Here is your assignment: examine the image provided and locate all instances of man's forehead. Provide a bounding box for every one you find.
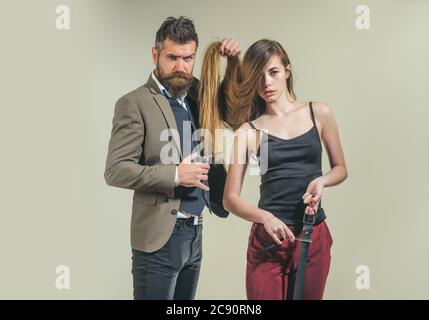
[161,39,197,56]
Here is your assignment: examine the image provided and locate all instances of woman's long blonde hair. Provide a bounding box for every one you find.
[199,39,296,154]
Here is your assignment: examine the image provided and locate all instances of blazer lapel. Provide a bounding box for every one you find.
[145,76,182,159]
[144,75,201,161]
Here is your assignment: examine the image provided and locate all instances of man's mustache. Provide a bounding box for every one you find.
[164,72,193,81]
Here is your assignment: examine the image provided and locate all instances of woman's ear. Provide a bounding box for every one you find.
[285,64,292,79]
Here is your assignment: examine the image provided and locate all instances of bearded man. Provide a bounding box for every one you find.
[104,16,240,300]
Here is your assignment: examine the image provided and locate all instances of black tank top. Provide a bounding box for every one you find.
[249,102,326,225]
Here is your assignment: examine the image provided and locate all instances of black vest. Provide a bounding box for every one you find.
[164,94,210,216]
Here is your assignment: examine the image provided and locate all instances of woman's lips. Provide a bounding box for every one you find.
[264,90,275,96]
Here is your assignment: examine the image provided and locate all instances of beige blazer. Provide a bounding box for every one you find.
[105,75,228,253]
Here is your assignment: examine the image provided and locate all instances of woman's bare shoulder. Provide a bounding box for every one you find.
[233,121,260,143]
[311,101,335,123]
[312,101,333,115]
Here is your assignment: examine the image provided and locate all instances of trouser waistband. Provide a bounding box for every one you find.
[176,216,203,226]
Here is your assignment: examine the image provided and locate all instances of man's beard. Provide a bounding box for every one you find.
[156,64,194,98]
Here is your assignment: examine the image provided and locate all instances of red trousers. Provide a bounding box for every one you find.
[246,220,333,300]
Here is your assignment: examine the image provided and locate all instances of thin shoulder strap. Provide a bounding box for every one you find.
[248,121,260,130]
[309,102,316,126]
[247,121,262,161]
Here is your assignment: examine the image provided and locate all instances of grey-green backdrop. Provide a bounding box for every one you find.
[1,0,428,299]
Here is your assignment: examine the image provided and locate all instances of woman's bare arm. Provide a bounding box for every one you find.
[222,123,273,224]
[303,102,348,210]
[317,102,348,186]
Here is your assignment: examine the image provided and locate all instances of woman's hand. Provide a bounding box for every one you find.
[303,176,326,212]
[263,215,295,245]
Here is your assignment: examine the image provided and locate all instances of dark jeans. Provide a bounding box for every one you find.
[131,219,203,300]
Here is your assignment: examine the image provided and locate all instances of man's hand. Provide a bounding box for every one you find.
[219,37,241,57]
[177,153,210,191]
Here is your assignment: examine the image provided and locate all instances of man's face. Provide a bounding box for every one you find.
[152,38,197,98]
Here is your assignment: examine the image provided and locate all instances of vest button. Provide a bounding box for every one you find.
[171,209,178,215]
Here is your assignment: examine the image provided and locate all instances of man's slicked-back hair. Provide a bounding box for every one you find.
[155,16,199,51]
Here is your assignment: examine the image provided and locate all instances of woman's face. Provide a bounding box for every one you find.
[257,54,290,103]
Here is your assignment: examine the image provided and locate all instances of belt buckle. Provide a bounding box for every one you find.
[302,212,316,225]
[180,211,202,225]
[295,213,315,243]
[181,212,195,225]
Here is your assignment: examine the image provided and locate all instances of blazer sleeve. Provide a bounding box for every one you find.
[104,95,176,198]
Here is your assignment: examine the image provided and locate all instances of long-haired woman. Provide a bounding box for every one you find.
[199,39,348,300]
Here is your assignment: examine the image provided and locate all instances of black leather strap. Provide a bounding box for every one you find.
[292,213,316,300]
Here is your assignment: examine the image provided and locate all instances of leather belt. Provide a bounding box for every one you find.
[256,212,316,300]
[292,212,316,300]
[176,215,203,225]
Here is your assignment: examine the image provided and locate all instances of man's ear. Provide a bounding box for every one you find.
[151,47,158,65]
